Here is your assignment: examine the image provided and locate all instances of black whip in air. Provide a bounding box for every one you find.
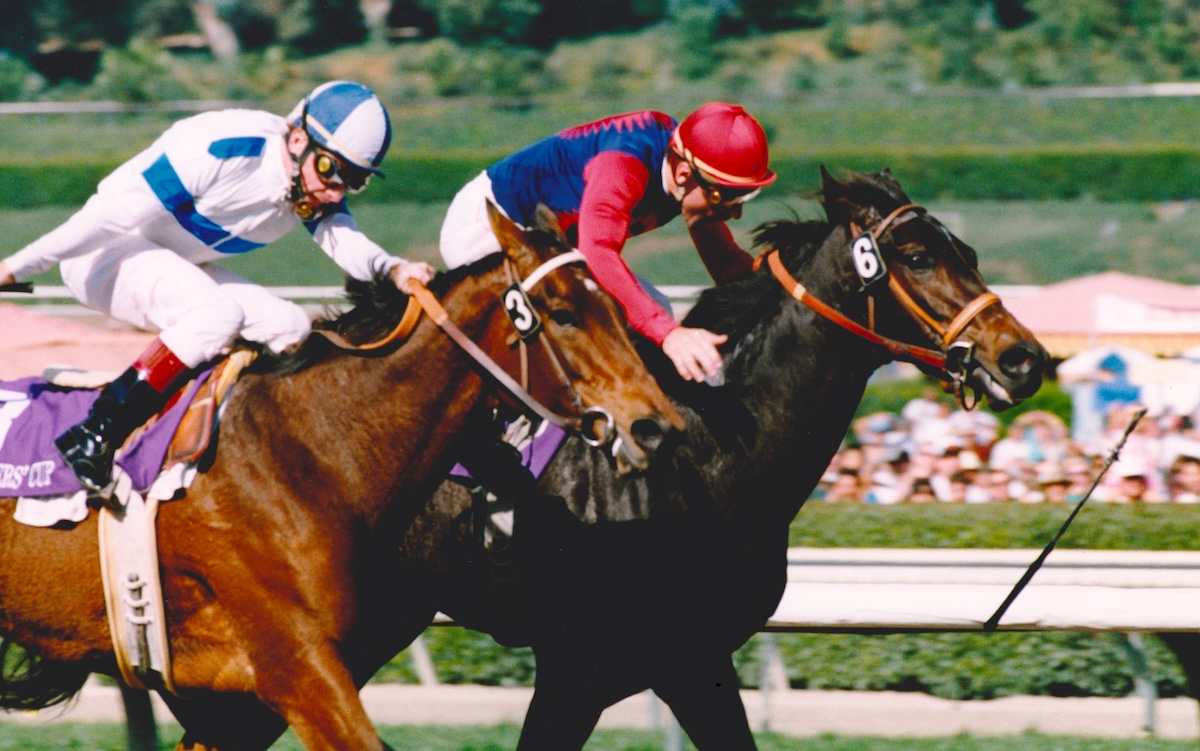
[983,405,1148,631]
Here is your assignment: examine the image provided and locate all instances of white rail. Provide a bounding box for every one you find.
[771,548,1200,633]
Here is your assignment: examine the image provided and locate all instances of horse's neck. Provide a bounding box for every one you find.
[690,233,884,530]
[721,300,878,524]
[247,282,505,530]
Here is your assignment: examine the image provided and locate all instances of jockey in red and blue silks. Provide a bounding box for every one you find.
[440,103,776,384]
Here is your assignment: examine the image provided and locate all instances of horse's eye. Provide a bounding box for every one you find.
[548,308,580,328]
[903,249,935,271]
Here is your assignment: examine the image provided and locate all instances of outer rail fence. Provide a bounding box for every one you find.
[774,548,1200,741]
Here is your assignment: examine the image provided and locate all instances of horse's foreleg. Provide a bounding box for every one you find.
[517,684,606,751]
[652,653,757,751]
[161,691,287,751]
[252,646,385,751]
[516,654,629,751]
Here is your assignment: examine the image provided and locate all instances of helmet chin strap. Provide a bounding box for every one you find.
[289,137,318,220]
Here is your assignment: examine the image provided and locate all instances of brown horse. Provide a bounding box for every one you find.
[366,168,1048,749]
[0,203,680,751]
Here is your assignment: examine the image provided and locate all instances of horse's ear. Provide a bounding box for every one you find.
[487,199,526,251]
[533,203,566,241]
[487,199,541,271]
[820,165,852,225]
[821,165,880,229]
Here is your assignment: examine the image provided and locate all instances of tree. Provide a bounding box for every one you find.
[736,0,825,31]
[418,0,541,46]
[223,0,366,53]
[532,0,665,43]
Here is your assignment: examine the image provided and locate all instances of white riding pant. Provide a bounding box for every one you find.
[60,240,310,368]
[440,171,507,270]
[438,170,673,315]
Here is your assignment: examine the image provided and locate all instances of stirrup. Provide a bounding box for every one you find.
[55,425,118,501]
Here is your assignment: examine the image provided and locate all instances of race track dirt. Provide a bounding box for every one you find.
[1,303,155,382]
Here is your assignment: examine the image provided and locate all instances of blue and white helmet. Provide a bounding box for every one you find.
[290,81,392,176]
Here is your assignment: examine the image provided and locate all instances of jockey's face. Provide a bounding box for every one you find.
[287,129,347,207]
[672,156,750,226]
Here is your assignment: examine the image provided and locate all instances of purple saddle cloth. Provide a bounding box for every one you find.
[0,371,211,497]
[449,420,567,484]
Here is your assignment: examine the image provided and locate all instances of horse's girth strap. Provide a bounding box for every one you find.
[316,294,423,351]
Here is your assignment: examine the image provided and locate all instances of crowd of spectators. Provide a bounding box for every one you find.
[815,385,1200,505]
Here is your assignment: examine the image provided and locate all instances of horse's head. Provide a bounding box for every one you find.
[481,201,684,472]
[804,166,1046,409]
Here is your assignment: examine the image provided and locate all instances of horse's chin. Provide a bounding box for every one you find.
[611,436,651,476]
[970,367,1018,411]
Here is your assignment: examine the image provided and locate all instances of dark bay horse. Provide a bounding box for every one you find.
[375,167,1049,749]
[0,203,680,751]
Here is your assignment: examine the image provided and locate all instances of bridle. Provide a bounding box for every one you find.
[315,251,615,446]
[754,202,1001,408]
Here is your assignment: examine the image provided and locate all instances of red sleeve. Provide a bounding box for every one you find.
[688,220,755,283]
[578,150,679,345]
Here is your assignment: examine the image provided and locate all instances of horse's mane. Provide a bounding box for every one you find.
[683,169,911,339]
[251,252,509,376]
[682,213,826,339]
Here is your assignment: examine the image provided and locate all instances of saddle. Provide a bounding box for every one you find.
[47,350,255,695]
[136,349,255,469]
[40,349,256,501]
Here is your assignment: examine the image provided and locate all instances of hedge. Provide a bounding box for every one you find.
[12,145,1200,209]
[787,501,1200,550]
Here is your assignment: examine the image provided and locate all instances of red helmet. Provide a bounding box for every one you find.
[672,102,776,189]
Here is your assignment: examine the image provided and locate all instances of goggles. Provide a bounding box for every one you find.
[678,149,760,206]
[693,170,760,206]
[314,150,370,194]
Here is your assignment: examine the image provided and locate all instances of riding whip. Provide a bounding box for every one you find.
[982,405,1148,631]
[0,282,33,293]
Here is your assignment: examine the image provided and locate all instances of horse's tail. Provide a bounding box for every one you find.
[0,638,89,710]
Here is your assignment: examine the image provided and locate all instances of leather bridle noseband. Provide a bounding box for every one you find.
[755,202,1001,408]
[316,251,614,444]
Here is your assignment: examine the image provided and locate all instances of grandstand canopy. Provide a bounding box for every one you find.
[997,271,1200,358]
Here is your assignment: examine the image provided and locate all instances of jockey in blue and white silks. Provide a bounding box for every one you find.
[0,81,435,498]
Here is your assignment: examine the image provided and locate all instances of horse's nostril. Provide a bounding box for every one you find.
[631,416,666,455]
[999,344,1044,378]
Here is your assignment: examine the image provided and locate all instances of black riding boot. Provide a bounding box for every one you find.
[55,338,189,495]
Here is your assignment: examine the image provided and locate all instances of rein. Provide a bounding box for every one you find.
[407,279,581,430]
[316,252,599,433]
[755,202,1001,405]
[314,294,423,351]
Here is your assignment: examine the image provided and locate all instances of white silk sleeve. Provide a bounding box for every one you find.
[310,212,401,281]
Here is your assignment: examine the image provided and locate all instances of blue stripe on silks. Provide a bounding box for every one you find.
[208,137,266,159]
[211,235,264,254]
[142,154,262,254]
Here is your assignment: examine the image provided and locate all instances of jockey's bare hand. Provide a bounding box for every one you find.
[662,326,727,383]
[390,260,436,293]
[0,261,15,288]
